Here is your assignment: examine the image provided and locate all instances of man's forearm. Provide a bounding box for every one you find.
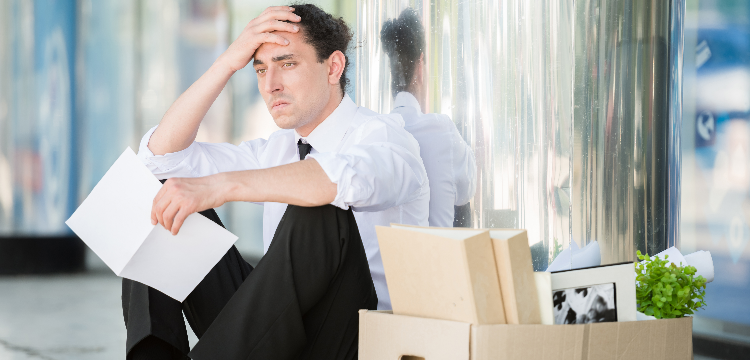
[148,61,235,156]
[219,159,337,207]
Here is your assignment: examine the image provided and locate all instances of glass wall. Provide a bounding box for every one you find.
[572,1,679,264]
[0,0,77,236]
[681,0,750,342]
[0,0,355,261]
[357,0,680,270]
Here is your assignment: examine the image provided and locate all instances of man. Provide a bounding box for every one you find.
[123,4,429,360]
[381,8,476,227]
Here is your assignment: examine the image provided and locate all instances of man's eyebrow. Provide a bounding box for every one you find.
[272,54,295,62]
[253,54,295,66]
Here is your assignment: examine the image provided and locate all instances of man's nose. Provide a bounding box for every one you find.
[263,67,283,94]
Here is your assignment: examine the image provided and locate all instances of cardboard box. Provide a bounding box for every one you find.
[376,226,506,324]
[358,310,693,360]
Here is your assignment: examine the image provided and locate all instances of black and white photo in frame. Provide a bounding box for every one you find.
[550,262,636,323]
[552,283,617,324]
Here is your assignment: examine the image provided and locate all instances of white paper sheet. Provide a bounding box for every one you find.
[654,246,688,267]
[656,247,714,283]
[684,250,714,283]
[546,241,602,272]
[66,148,238,301]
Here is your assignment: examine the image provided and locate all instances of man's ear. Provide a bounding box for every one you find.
[327,50,346,88]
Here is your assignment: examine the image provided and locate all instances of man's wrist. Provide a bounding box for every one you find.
[211,55,238,78]
[215,171,251,204]
[214,172,233,204]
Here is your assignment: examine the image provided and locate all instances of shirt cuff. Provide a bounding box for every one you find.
[137,125,196,174]
[307,152,358,210]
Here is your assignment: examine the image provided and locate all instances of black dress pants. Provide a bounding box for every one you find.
[121,204,377,360]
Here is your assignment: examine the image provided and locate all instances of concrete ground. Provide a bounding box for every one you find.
[0,252,199,360]
[0,271,127,359]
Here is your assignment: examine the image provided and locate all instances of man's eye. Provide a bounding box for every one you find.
[256,68,266,74]
[283,63,294,68]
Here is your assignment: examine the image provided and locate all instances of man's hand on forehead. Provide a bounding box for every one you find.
[218,6,301,73]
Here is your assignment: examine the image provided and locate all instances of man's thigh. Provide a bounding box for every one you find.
[188,205,376,360]
[181,208,253,338]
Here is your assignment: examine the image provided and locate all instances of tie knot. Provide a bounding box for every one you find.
[297,139,312,161]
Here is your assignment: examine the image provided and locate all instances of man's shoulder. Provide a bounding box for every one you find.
[347,106,422,155]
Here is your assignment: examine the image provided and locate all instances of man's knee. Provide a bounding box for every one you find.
[280,205,353,243]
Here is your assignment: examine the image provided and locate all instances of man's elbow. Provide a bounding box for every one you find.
[315,184,337,206]
[298,179,337,207]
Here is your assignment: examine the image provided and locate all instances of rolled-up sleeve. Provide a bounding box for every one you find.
[137,126,266,179]
[308,117,429,212]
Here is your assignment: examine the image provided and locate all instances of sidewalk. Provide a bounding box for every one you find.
[0,253,200,360]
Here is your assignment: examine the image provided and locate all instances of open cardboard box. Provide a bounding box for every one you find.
[359,310,693,360]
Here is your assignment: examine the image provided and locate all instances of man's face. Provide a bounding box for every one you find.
[252,29,331,130]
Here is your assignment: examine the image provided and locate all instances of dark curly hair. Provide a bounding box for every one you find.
[380,8,425,97]
[288,4,352,95]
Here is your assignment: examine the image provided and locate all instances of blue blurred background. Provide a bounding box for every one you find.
[680,0,750,349]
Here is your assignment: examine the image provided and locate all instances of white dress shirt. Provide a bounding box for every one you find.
[137,94,429,310]
[391,92,476,227]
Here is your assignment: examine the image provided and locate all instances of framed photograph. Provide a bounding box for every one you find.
[550,262,636,324]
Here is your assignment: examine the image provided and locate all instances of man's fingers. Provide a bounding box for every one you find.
[171,210,189,236]
[153,196,171,229]
[252,19,300,35]
[252,9,301,27]
[257,32,291,47]
[162,202,181,233]
[151,184,168,225]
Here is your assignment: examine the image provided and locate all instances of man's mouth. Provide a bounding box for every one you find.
[270,100,290,112]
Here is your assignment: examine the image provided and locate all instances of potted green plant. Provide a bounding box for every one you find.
[634,250,707,319]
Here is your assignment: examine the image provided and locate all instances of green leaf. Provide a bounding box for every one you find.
[634,251,709,319]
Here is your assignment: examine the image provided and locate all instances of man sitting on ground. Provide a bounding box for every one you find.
[122,4,429,360]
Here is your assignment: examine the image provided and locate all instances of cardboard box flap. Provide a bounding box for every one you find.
[376,226,506,324]
[489,229,541,324]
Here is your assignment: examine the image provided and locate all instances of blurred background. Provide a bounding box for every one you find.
[0,0,749,359]
[682,1,750,356]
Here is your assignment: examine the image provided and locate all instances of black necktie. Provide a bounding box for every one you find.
[298,139,312,161]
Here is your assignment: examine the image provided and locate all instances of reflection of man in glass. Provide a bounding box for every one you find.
[123,5,429,359]
[381,8,476,227]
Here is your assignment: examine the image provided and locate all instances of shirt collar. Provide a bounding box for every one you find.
[294,94,357,153]
[393,91,423,116]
